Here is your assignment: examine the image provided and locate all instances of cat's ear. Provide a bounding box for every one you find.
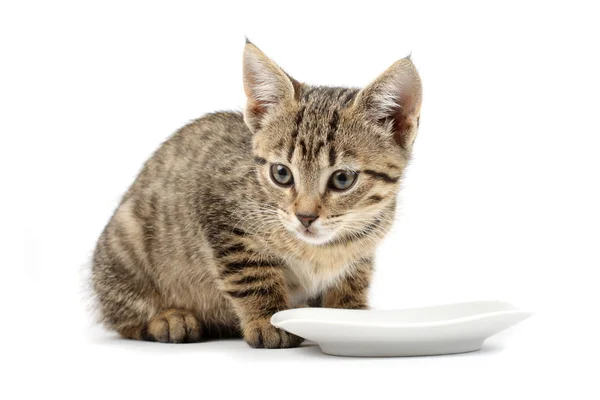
[354,57,422,150]
[243,40,298,132]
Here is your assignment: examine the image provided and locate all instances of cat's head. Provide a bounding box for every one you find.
[244,41,422,246]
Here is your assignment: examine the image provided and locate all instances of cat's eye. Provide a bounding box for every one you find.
[270,164,294,187]
[329,170,358,191]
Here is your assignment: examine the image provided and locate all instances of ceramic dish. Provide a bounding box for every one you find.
[271,301,531,357]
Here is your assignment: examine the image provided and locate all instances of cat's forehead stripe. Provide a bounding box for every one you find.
[326,110,338,143]
[314,140,325,158]
[295,106,305,126]
[328,146,336,166]
[287,106,305,163]
[286,87,360,165]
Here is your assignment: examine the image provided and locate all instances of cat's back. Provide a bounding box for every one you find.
[131,111,253,194]
[180,110,250,157]
[159,110,251,172]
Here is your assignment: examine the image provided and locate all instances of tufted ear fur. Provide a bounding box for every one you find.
[242,40,298,132]
[354,57,422,150]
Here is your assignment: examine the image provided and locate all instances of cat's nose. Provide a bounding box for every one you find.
[296,213,318,228]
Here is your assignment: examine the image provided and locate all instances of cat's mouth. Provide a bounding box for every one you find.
[300,227,317,237]
[294,226,336,245]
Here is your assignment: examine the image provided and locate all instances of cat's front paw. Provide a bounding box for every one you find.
[243,319,303,349]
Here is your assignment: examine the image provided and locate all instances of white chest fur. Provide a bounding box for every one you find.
[284,258,349,307]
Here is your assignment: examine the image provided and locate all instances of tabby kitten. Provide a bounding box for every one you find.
[92,41,422,348]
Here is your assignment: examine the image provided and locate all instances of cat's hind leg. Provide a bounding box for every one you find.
[92,249,203,342]
[92,200,204,343]
[93,256,203,342]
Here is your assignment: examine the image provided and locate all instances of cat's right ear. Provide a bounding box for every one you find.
[243,41,297,132]
[354,57,422,151]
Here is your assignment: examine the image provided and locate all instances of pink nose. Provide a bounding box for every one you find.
[296,213,318,228]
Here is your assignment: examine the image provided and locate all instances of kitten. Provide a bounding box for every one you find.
[91,40,422,348]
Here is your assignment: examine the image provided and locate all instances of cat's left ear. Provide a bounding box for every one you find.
[354,57,422,150]
[243,41,299,132]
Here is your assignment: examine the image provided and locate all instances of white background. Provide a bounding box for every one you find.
[1,1,599,399]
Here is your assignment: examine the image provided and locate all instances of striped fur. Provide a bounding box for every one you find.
[91,41,422,348]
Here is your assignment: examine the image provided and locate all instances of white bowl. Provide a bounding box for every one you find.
[271,301,532,357]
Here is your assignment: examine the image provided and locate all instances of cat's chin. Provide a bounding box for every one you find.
[294,229,336,246]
